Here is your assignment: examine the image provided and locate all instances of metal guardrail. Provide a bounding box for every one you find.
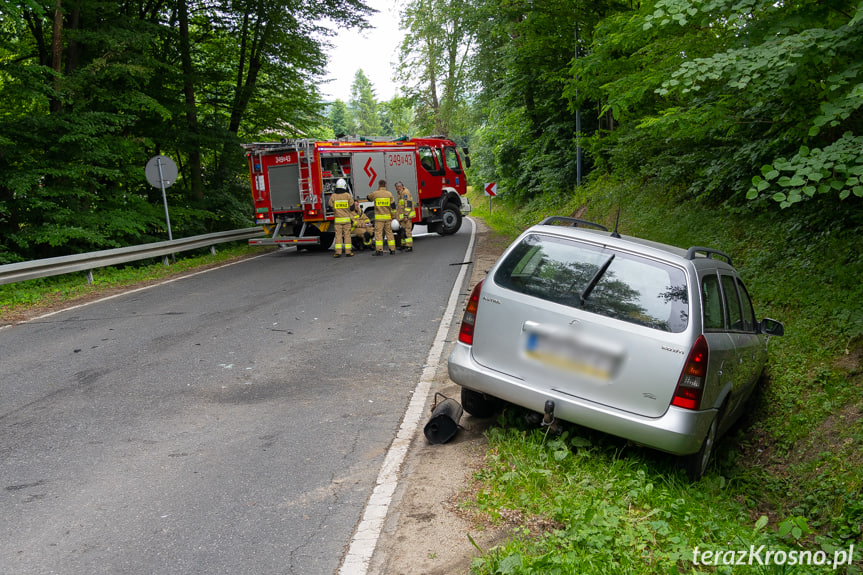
[0,227,265,286]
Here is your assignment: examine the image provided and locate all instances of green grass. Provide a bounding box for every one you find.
[0,242,267,321]
[466,416,854,574]
[462,181,862,574]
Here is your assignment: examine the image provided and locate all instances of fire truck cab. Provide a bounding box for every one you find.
[242,136,471,249]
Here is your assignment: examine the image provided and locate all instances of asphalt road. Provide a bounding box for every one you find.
[0,224,474,575]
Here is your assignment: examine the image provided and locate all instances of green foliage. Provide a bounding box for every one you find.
[748,134,863,207]
[467,423,857,574]
[571,0,863,209]
[0,0,372,263]
[349,69,382,136]
[328,99,355,136]
[397,0,474,138]
[379,96,417,138]
[466,0,623,202]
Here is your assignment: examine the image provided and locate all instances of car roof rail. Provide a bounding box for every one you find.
[686,246,733,266]
[538,216,609,231]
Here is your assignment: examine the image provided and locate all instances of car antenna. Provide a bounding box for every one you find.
[610,194,622,238]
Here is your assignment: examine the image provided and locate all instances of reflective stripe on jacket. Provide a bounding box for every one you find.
[328,192,354,224]
[367,188,395,220]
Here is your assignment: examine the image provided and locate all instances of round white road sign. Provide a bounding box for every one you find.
[145,155,178,188]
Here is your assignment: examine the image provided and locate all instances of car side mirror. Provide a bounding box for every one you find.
[759,318,785,337]
[462,147,471,168]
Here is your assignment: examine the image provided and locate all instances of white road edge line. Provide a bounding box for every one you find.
[0,252,273,330]
[339,217,477,575]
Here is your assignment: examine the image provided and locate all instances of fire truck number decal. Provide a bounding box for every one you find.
[363,158,378,187]
[274,154,294,164]
[387,153,413,167]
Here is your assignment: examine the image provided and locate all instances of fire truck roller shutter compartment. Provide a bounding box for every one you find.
[383,150,419,206]
[267,163,302,212]
[351,152,386,198]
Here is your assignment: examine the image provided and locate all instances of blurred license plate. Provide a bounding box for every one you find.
[525,331,619,380]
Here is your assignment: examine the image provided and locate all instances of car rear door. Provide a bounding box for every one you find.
[700,271,737,410]
[720,273,766,407]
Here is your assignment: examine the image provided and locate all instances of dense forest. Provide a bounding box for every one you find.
[0,0,372,262]
[1,0,859,264]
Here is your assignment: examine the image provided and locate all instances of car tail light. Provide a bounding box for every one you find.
[671,335,709,410]
[458,280,483,345]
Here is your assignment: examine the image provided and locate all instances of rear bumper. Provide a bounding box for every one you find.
[447,342,715,455]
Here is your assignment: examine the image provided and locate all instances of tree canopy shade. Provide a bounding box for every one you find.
[568,0,863,208]
[424,0,861,215]
[0,0,373,263]
[461,0,620,202]
[3,0,860,264]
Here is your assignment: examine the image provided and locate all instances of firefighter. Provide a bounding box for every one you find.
[327,178,354,257]
[367,179,396,255]
[394,181,415,252]
[350,203,373,251]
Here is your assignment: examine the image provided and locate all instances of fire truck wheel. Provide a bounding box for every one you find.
[305,228,334,252]
[293,223,333,252]
[317,232,335,252]
[438,202,462,235]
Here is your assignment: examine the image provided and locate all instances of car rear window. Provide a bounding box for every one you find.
[494,233,690,332]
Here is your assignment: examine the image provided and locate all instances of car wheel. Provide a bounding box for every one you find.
[683,415,718,481]
[437,202,462,235]
[460,387,499,418]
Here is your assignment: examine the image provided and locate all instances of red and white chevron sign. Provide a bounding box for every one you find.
[484,182,497,197]
[364,157,377,187]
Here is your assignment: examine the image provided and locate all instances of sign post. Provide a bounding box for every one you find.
[145,155,178,242]
[145,155,178,262]
[484,182,497,212]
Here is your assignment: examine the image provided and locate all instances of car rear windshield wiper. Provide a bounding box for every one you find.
[580,254,615,307]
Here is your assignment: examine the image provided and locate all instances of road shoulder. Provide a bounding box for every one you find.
[368,218,515,575]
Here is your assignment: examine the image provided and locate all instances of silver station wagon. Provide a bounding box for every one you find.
[448,216,784,479]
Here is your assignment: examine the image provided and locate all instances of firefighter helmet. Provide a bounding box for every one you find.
[391,219,400,232]
[336,178,347,190]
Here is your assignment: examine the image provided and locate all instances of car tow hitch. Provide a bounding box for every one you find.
[542,400,556,427]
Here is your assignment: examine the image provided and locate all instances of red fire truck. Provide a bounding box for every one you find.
[242,136,471,249]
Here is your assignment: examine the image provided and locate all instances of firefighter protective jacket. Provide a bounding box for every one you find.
[351,210,372,235]
[396,187,416,221]
[367,187,395,221]
[327,191,355,224]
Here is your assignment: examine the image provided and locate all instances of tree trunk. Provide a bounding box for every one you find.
[177,0,203,199]
[65,1,80,76]
[50,0,63,114]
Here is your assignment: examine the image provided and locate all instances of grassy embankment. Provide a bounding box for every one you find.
[0,243,266,322]
[461,180,862,574]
